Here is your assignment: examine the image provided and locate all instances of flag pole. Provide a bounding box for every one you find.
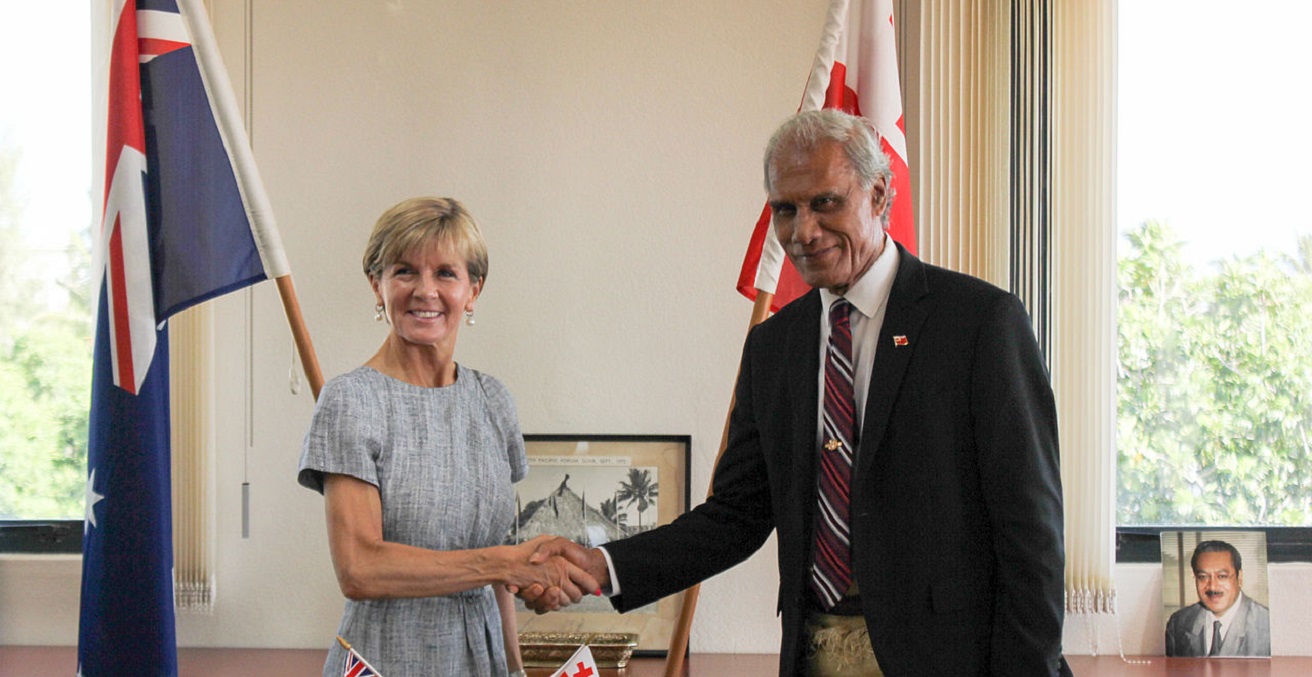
[662,291,774,676]
[173,0,321,399]
[274,275,325,400]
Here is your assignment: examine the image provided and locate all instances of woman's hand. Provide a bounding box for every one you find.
[502,535,603,612]
[505,535,610,614]
[324,476,590,601]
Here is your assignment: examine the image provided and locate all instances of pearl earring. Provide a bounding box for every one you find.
[464,310,476,326]
[374,303,384,322]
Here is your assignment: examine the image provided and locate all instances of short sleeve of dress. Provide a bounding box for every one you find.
[475,372,528,484]
[297,371,384,494]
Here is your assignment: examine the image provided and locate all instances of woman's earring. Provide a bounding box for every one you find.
[464,310,476,326]
[374,303,385,322]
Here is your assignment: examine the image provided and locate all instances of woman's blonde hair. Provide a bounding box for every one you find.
[361,197,489,284]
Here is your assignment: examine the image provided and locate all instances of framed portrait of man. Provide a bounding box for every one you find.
[1160,530,1271,658]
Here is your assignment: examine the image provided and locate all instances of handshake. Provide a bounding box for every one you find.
[503,535,611,613]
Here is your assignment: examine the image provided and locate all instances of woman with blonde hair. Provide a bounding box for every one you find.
[298,197,595,676]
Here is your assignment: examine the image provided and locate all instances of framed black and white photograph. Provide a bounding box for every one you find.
[509,434,691,658]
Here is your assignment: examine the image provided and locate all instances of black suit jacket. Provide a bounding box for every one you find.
[606,245,1068,675]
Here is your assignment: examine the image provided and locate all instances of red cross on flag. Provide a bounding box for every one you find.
[548,644,599,677]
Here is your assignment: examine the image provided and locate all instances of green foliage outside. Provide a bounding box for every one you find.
[1118,220,1312,525]
[0,141,93,520]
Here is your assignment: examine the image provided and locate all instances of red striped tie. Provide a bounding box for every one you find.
[811,298,856,610]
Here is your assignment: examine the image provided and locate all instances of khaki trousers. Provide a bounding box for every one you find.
[804,612,883,676]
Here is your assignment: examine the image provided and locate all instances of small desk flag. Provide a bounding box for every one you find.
[549,644,600,677]
[338,636,383,677]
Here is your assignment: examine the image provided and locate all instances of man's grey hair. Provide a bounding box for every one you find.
[762,109,893,194]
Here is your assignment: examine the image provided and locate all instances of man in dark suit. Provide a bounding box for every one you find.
[520,109,1069,675]
[1165,540,1271,657]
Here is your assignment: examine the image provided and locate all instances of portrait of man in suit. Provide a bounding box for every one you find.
[1164,538,1271,657]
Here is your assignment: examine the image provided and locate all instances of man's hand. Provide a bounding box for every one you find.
[510,536,610,614]
[502,535,603,613]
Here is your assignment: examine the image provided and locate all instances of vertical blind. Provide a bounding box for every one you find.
[901,0,1118,617]
[907,0,1011,289]
[1051,0,1117,615]
[170,305,216,612]
[1009,0,1051,363]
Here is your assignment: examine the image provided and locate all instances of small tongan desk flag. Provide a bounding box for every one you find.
[549,644,600,677]
[736,0,917,312]
[78,0,289,675]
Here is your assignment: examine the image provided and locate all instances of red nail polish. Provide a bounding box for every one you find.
[595,588,602,596]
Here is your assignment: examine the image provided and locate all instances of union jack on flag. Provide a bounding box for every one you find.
[342,646,383,677]
[97,0,289,395]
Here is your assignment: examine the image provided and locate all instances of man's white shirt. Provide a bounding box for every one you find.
[1205,591,1248,655]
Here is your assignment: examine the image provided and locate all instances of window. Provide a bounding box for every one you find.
[0,3,93,552]
[1116,1,1312,559]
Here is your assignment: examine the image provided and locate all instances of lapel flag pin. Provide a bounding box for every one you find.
[893,335,909,347]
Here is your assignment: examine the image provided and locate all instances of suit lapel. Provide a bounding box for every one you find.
[1188,605,1210,655]
[776,293,821,668]
[786,292,823,517]
[1227,595,1252,652]
[854,245,931,487]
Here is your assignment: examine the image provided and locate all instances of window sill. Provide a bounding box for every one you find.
[1117,526,1312,563]
[0,520,84,555]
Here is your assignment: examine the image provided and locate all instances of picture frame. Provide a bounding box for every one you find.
[1160,530,1272,658]
[509,434,692,658]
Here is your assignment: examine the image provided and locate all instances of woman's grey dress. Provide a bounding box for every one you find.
[298,365,527,677]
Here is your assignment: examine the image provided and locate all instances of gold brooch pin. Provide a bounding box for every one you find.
[824,439,843,451]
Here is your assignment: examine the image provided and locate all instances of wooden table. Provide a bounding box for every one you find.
[539,654,1312,676]
[3,647,1311,676]
[1065,655,1312,677]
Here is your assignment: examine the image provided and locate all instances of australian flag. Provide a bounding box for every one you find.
[78,0,288,674]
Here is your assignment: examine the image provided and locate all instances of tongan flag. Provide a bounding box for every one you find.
[79,0,289,674]
[548,644,600,677]
[736,0,916,311]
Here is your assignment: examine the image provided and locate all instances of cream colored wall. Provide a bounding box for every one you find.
[3,0,1312,658]
[1,0,817,653]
